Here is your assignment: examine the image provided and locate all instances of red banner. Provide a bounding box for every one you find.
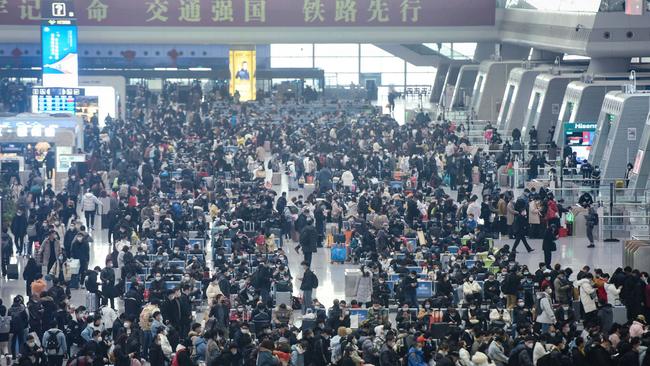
[0,0,496,27]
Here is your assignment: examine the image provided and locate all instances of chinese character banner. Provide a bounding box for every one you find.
[1,0,495,27]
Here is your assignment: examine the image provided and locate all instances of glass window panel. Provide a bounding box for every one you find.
[270,44,313,58]
[315,56,359,73]
[407,72,436,86]
[452,43,477,59]
[381,73,405,86]
[406,63,436,73]
[360,44,394,57]
[361,57,404,73]
[271,57,313,68]
[324,72,359,86]
[314,44,359,57]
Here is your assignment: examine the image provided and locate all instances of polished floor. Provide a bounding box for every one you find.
[0,177,624,312]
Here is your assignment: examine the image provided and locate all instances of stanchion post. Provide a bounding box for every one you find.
[604,182,619,242]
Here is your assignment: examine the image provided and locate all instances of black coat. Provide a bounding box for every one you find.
[11,214,27,237]
[586,344,613,366]
[299,225,319,253]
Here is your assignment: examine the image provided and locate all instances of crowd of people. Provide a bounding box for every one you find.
[0,80,649,366]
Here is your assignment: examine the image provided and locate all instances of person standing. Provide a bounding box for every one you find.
[299,261,319,314]
[542,225,558,268]
[71,230,91,286]
[81,189,102,231]
[298,219,318,267]
[42,321,67,366]
[1,228,13,278]
[585,204,597,248]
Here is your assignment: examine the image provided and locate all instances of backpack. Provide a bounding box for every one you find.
[46,330,61,355]
[535,296,543,317]
[27,224,37,238]
[536,352,555,366]
[0,316,10,333]
[507,346,524,366]
[311,271,319,289]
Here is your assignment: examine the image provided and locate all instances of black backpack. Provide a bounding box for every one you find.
[46,330,61,355]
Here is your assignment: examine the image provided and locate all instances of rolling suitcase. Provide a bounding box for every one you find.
[6,264,18,280]
[330,244,347,263]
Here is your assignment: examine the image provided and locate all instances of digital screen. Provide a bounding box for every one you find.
[41,22,79,87]
[229,50,256,102]
[37,95,76,113]
[565,123,596,163]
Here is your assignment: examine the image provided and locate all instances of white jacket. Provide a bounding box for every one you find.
[341,171,354,187]
[489,308,512,325]
[535,293,556,324]
[100,306,118,329]
[463,281,481,295]
[605,283,621,305]
[575,278,597,313]
[81,192,101,212]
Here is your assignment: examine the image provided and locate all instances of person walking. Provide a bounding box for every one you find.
[299,261,319,314]
[39,230,61,274]
[10,209,27,256]
[542,225,558,268]
[512,206,533,254]
[81,189,102,231]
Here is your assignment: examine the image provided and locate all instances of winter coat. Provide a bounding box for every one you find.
[81,192,101,212]
[528,201,541,225]
[575,278,597,313]
[39,238,62,266]
[506,201,516,226]
[536,293,556,324]
[299,225,318,253]
[605,283,621,305]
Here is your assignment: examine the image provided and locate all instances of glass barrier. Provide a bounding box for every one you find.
[505,0,607,12]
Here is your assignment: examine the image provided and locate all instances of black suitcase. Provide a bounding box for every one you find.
[7,264,18,280]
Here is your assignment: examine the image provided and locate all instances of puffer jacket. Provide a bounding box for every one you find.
[81,192,101,212]
[575,278,597,313]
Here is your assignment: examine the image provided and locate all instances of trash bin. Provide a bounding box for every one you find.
[345,269,362,299]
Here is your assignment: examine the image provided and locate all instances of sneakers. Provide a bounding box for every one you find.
[587,244,595,248]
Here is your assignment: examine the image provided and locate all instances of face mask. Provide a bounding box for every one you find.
[231,350,237,355]
[518,303,524,307]
[124,322,131,328]
[424,304,430,309]
[469,277,474,282]
[97,337,103,342]
[27,342,35,347]
[156,276,162,281]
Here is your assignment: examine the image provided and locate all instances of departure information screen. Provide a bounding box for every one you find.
[37,95,76,113]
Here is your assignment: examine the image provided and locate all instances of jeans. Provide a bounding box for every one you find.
[512,235,532,252]
[85,210,96,228]
[142,330,152,360]
[586,224,594,244]
[303,251,313,267]
[406,291,418,308]
[302,290,313,314]
[544,250,552,268]
[10,330,24,357]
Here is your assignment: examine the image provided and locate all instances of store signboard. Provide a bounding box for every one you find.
[57,153,84,172]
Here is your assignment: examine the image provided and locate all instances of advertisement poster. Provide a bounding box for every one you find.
[41,23,79,87]
[229,50,256,102]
